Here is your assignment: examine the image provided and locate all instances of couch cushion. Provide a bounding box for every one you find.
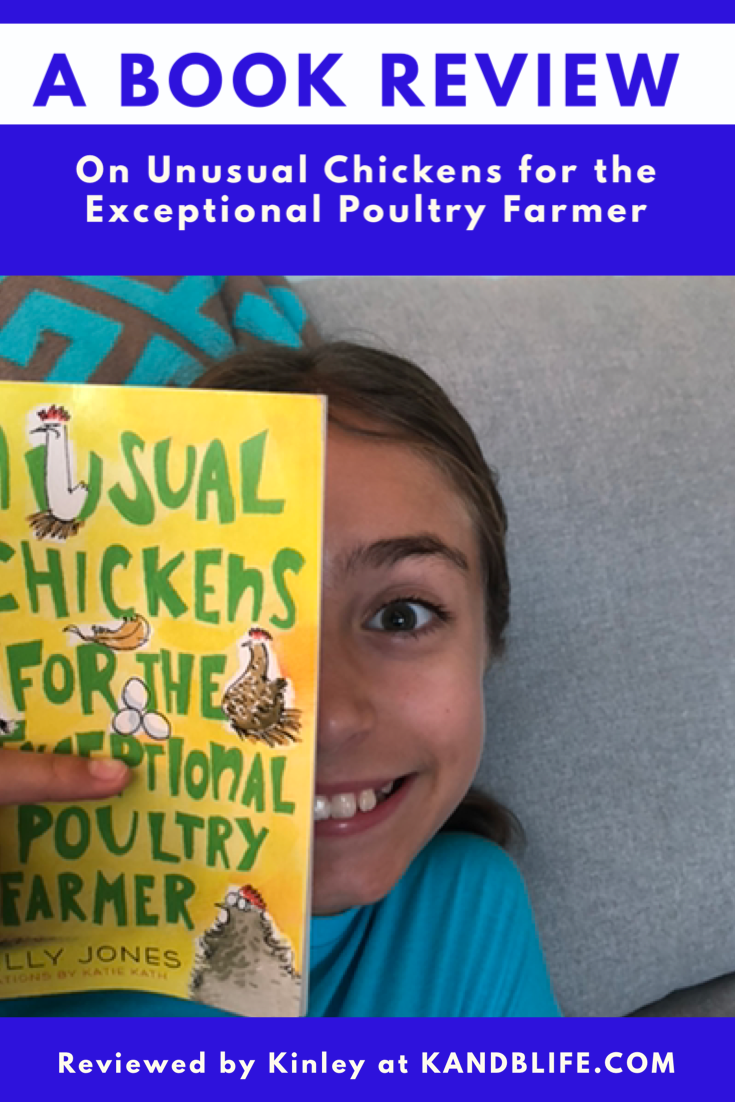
[298,275,735,1017]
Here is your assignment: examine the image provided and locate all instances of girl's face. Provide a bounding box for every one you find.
[313,424,488,916]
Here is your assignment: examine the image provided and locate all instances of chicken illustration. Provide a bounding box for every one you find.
[221,627,301,747]
[0,716,17,738]
[190,885,301,1016]
[64,613,151,652]
[27,405,88,540]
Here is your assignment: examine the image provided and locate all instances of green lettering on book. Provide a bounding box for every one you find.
[211,742,243,800]
[241,753,265,812]
[93,871,127,925]
[95,806,139,856]
[21,541,68,617]
[110,733,145,769]
[134,874,159,927]
[184,749,209,799]
[0,872,23,925]
[196,439,235,524]
[108,432,155,525]
[7,639,42,711]
[270,547,304,629]
[164,874,195,929]
[206,816,233,868]
[240,431,284,514]
[226,554,264,622]
[77,644,117,715]
[200,655,226,719]
[271,756,296,815]
[194,549,222,623]
[174,811,205,859]
[0,542,19,613]
[42,652,74,705]
[161,649,194,715]
[100,544,134,618]
[148,812,179,863]
[55,806,90,860]
[59,872,85,920]
[234,819,268,872]
[154,438,197,509]
[26,873,54,920]
[142,547,187,618]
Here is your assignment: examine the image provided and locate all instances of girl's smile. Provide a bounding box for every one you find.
[312,424,488,915]
[313,773,416,835]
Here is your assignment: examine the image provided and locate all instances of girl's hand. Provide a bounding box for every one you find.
[0,751,130,807]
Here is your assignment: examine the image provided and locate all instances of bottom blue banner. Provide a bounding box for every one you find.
[0,1014,723,1099]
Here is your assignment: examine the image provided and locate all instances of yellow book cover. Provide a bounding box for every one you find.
[0,381,324,1015]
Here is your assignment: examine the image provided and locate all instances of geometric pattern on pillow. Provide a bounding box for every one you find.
[0,275,319,387]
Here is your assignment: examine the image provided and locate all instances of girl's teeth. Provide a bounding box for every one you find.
[314,794,331,821]
[314,784,395,820]
[331,793,357,819]
[358,788,377,812]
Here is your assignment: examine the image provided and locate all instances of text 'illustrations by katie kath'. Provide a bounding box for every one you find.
[0,382,325,1015]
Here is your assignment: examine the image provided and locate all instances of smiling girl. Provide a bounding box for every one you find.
[0,341,560,1017]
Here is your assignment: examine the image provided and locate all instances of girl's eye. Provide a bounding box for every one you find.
[365,600,436,634]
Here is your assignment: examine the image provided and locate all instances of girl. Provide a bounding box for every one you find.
[0,342,560,1017]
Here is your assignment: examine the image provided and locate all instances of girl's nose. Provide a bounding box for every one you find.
[316,634,375,752]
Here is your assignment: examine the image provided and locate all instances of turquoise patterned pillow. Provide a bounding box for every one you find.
[0,276,318,386]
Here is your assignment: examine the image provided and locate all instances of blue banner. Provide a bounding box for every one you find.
[0,1014,726,1098]
[11,2,735,24]
[3,124,732,274]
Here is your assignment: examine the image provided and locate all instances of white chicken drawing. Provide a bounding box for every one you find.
[27,405,89,540]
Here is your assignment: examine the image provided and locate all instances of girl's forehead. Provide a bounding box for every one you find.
[323,427,478,570]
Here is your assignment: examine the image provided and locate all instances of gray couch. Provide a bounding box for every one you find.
[298,276,735,1017]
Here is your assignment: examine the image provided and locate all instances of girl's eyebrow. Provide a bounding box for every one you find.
[337,535,470,577]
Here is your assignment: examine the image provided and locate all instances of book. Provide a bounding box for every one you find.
[0,380,325,1015]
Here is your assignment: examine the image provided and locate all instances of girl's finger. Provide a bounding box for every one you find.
[0,751,131,806]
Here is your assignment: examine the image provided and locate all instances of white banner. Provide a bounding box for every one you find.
[0,24,731,124]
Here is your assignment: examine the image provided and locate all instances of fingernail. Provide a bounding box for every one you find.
[88,758,128,781]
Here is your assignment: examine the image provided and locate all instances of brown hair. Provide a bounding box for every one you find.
[197,341,520,848]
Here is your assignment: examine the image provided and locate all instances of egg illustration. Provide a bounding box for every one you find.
[143,711,171,741]
[113,708,142,736]
[121,677,150,712]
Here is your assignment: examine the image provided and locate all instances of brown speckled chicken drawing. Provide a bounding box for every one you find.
[221,627,301,747]
[190,885,301,1016]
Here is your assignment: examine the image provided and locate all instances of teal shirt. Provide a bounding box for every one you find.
[0,834,559,1017]
[308,833,560,1016]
